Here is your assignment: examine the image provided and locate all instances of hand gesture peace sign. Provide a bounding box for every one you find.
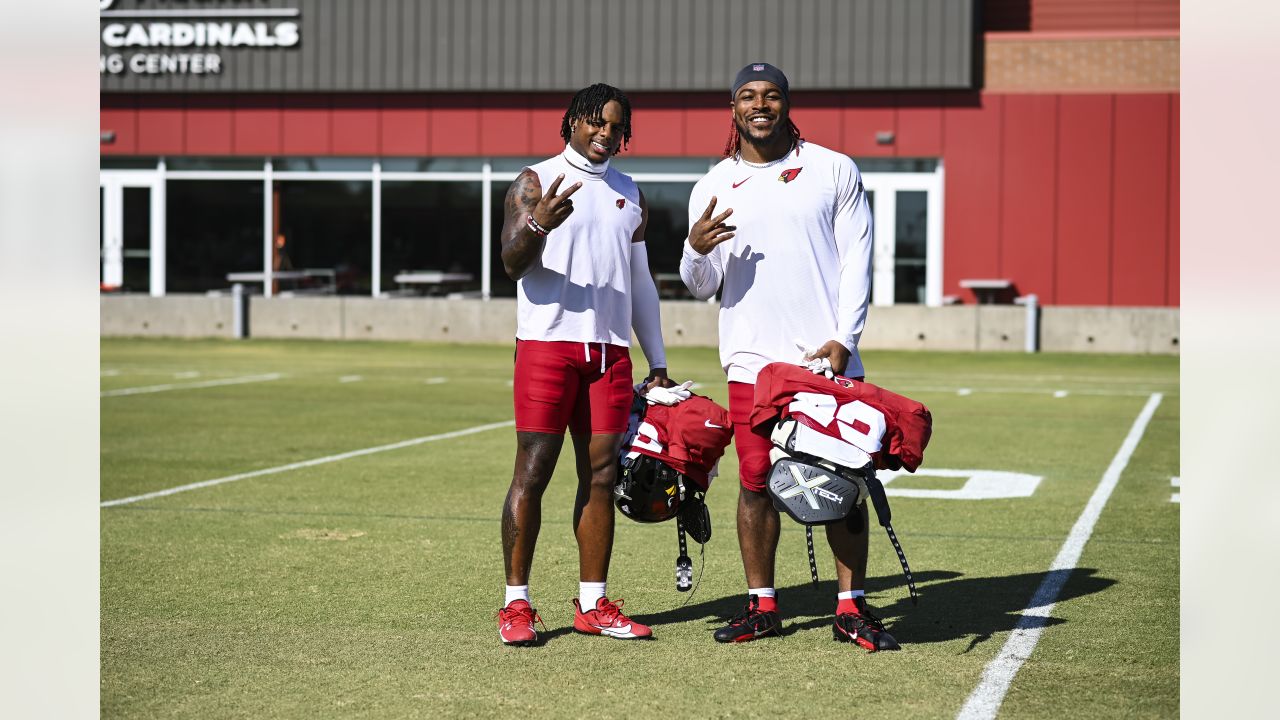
[531,174,583,232]
[688,196,736,255]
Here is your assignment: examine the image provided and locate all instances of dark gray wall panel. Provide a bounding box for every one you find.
[100,0,977,93]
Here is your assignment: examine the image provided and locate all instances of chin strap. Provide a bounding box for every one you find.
[862,470,919,605]
[806,526,819,587]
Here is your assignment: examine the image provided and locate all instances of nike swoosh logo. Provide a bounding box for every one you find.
[705,420,724,429]
[601,624,635,637]
[732,177,751,188]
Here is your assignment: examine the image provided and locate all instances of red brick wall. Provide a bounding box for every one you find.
[984,0,1179,32]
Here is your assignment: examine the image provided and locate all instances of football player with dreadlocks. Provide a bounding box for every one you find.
[680,64,895,650]
[496,83,674,646]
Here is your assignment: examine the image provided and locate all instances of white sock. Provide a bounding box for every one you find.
[579,581,607,609]
[748,587,776,599]
[837,589,866,600]
[505,585,530,606]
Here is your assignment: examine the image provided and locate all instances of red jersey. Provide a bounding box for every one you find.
[748,362,932,472]
[623,395,733,488]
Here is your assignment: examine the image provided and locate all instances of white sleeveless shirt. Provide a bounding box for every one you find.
[516,150,643,346]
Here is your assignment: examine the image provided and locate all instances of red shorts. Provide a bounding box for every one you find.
[513,340,633,435]
[728,375,865,492]
[728,382,774,492]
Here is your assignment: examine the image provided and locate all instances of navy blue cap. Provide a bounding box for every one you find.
[732,62,790,99]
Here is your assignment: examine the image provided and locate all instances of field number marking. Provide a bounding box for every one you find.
[1170,476,1180,503]
[956,393,1163,720]
[100,420,515,507]
[879,469,1042,500]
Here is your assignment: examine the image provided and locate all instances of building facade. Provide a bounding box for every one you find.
[100,0,1179,307]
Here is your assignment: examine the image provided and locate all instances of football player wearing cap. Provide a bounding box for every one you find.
[680,63,896,650]
[496,84,674,646]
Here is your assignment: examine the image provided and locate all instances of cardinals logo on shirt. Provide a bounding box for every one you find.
[616,198,626,209]
[778,168,802,183]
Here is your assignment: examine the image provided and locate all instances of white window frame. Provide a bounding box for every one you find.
[100,165,166,296]
[862,161,945,307]
[103,157,941,303]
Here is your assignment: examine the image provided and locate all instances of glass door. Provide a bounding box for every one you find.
[862,164,944,306]
[100,171,165,295]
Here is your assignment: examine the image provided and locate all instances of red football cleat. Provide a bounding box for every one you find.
[572,597,652,639]
[498,599,544,647]
[833,596,900,652]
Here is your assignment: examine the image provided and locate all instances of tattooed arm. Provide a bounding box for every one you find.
[500,168,582,280]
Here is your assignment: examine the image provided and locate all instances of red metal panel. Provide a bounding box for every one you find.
[232,96,282,156]
[941,94,1004,301]
[1111,94,1169,305]
[1166,96,1179,306]
[100,98,138,155]
[428,94,481,156]
[280,95,331,156]
[1032,0,1179,32]
[331,96,380,156]
[135,96,184,155]
[184,94,234,155]
[999,94,1059,302]
[379,95,430,157]
[842,94,896,158]
[479,96,532,157]
[628,93,685,156]
[1054,95,1114,305]
[682,92,731,159]
[527,93,572,157]
[895,93,945,157]
[792,92,844,153]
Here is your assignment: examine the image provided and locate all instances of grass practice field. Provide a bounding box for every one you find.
[101,338,1179,719]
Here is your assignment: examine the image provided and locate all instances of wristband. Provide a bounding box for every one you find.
[526,214,550,237]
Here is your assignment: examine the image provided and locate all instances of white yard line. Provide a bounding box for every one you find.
[100,420,515,507]
[339,375,363,383]
[901,384,1157,398]
[101,373,283,397]
[424,377,448,385]
[956,392,1163,720]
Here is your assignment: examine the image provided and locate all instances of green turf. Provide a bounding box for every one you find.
[101,339,1179,718]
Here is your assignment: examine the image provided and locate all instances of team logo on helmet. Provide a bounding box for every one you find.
[779,168,802,183]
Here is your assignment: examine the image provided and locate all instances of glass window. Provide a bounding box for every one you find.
[488,157,545,173]
[488,183,516,298]
[634,182,696,298]
[166,180,263,293]
[894,191,927,304]
[381,181,483,296]
[276,181,372,294]
[612,157,714,175]
[272,157,373,173]
[122,187,151,292]
[854,158,938,174]
[101,157,159,170]
[381,157,484,173]
[167,157,263,171]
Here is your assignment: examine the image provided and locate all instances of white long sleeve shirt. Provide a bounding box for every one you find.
[680,141,872,383]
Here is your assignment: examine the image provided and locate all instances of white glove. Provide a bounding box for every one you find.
[794,339,835,380]
[643,380,694,406]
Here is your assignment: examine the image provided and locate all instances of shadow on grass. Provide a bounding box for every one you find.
[628,567,1116,653]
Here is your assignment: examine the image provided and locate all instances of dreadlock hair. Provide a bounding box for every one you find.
[560,83,633,154]
[723,117,803,159]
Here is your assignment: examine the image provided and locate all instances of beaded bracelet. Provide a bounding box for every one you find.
[525,214,550,237]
